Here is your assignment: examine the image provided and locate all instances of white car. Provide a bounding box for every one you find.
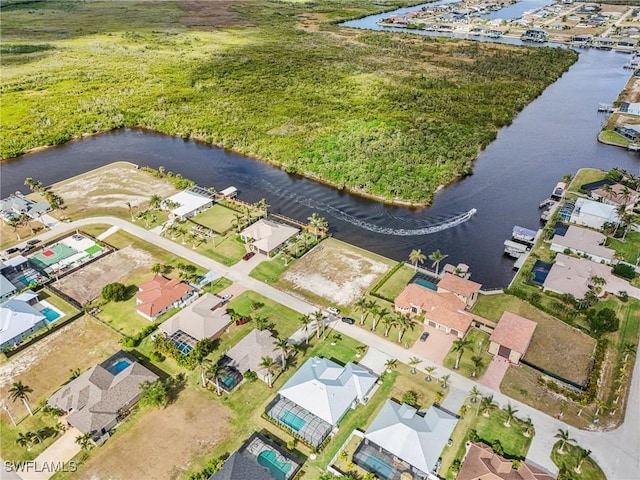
[327,307,340,316]
[219,294,232,302]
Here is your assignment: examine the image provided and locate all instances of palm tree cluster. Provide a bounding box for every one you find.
[352,297,416,343]
[408,248,448,276]
[24,177,63,209]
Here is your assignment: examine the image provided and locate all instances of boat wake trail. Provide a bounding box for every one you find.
[255,179,477,236]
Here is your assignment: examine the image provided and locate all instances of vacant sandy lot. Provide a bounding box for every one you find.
[0,317,121,418]
[52,162,177,219]
[77,387,233,480]
[283,239,391,306]
[53,246,156,304]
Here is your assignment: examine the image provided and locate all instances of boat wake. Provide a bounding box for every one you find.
[254,179,477,236]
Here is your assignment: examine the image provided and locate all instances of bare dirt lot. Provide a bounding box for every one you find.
[76,387,233,480]
[283,238,392,306]
[0,317,121,418]
[53,246,156,304]
[52,162,177,219]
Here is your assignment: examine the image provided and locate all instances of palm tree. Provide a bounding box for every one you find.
[149,194,162,210]
[479,395,497,417]
[409,249,426,271]
[434,390,445,404]
[395,314,414,343]
[409,356,421,374]
[75,433,93,451]
[313,310,325,339]
[623,343,636,363]
[522,418,534,437]
[574,449,592,474]
[424,366,436,382]
[299,314,312,344]
[440,374,451,389]
[196,356,212,388]
[207,363,222,396]
[151,263,164,274]
[256,198,270,218]
[621,213,638,241]
[554,428,576,455]
[452,337,472,370]
[382,315,397,337]
[385,358,398,373]
[468,386,481,404]
[470,355,484,377]
[260,356,277,388]
[354,297,369,325]
[429,249,448,276]
[8,217,21,240]
[9,381,33,416]
[307,212,323,240]
[125,201,135,221]
[593,398,608,418]
[503,404,518,427]
[16,432,34,450]
[274,337,291,370]
[372,305,389,332]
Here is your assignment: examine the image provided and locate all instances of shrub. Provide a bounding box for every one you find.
[613,263,636,280]
[401,390,419,408]
[101,282,127,302]
[243,370,258,381]
[586,308,619,335]
[152,351,165,362]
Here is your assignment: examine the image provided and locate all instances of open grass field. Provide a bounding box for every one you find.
[0,409,65,462]
[442,328,493,380]
[226,290,302,339]
[606,231,640,265]
[281,238,394,307]
[192,204,238,233]
[1,1,577,204]
[568,168,607,193]
[598,129,630,147]
[473,294,596,385]
[551,442,606,480]
[374,263,414,300]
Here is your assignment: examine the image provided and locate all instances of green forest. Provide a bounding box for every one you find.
[1,0,577,203]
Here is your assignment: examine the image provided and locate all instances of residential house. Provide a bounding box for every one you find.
[457,442,554,480]
[591,183,639,212]
[265,357,377,447]
[159,293,231,350]
[618,102,640,116]
[0,291,47,349]
[240,219,299,257]
[136,275,196,321]
[355,400,458,479]
[395,283,474,337]
[208,433,301,480]
[0,193,51,222]
[48,351,158,438]
[614,124,640,142]
[0,274,17,302]
[223,329,280,383]
[437,272,482,308]
[570,198,619,230]
[488,312,537,364]
[550,225,615,264]
[164,187,214,220]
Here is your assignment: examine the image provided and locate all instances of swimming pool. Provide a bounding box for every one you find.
[107,359,131,375]
[414,278,438,291]
[279,411,306,432]
[359,451,394,479]
[41,307,61,322]
[257,450,291,480]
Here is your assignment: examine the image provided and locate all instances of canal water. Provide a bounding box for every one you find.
[1,6,638,288]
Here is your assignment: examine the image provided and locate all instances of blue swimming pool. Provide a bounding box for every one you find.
[279,411,306,432]
[361,452,394,480]
[41,307,61,322]
[174,340,193,355]
[414,278,438,291]
[257,450,292,480]
[107,359,131,375]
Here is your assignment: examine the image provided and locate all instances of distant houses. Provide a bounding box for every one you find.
[163,187,215,221]
[0,193,51,222]
[570,198,619,230]
[136,274,196,321]
[550,225,615,265]
[48,351,158,439]
[0,291,47,349]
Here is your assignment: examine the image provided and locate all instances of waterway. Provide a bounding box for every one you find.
[1,5,638,288]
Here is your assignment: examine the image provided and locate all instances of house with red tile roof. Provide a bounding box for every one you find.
[437,272,482,308]
[488,312,537,364]
[136,275,196,321]
[394,283,473,338]
[457,442,554,480]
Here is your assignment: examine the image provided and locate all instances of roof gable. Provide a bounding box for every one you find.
[437,273,482,298]
[489,312,537,354]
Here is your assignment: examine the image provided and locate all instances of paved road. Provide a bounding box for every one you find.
[16,217,640,479]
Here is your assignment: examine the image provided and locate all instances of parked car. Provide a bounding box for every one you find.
[327,306,340,316]
[341,317,355,325]
[27,239,41,245]
[242,251,256,261]
[219,294,232,302]
[6,247,19,254]
[419,331,430,342]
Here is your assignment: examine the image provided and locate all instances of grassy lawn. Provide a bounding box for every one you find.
[375,263,414,300]
[80,224,113,239]
[1,411,65,462]
[192,204,239,233]
[607,231,640,264]
[250,255,291,283]
[568,168,606,193]
[203,277,233,295]
[226,290,302,339]
[442,329,493,380]
[598,129,630,147]
[551,442,606,480]
[190,233,247,266]
[473,293,595,385]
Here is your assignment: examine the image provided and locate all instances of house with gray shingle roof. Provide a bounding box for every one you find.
[48,351,158,437]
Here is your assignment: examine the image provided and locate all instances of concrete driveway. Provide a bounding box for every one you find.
[410,324,455,364]
[17,427,82,480]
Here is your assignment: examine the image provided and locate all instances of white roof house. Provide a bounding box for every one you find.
[240,219,299,256]
[165,190,213,220]
[364,400,459,475]
[570,198,619,230]
[278,357,377,425]
[0,274,17,302]
[159,293,230,341]
[0,294,47,349]
[550,225,615,264]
